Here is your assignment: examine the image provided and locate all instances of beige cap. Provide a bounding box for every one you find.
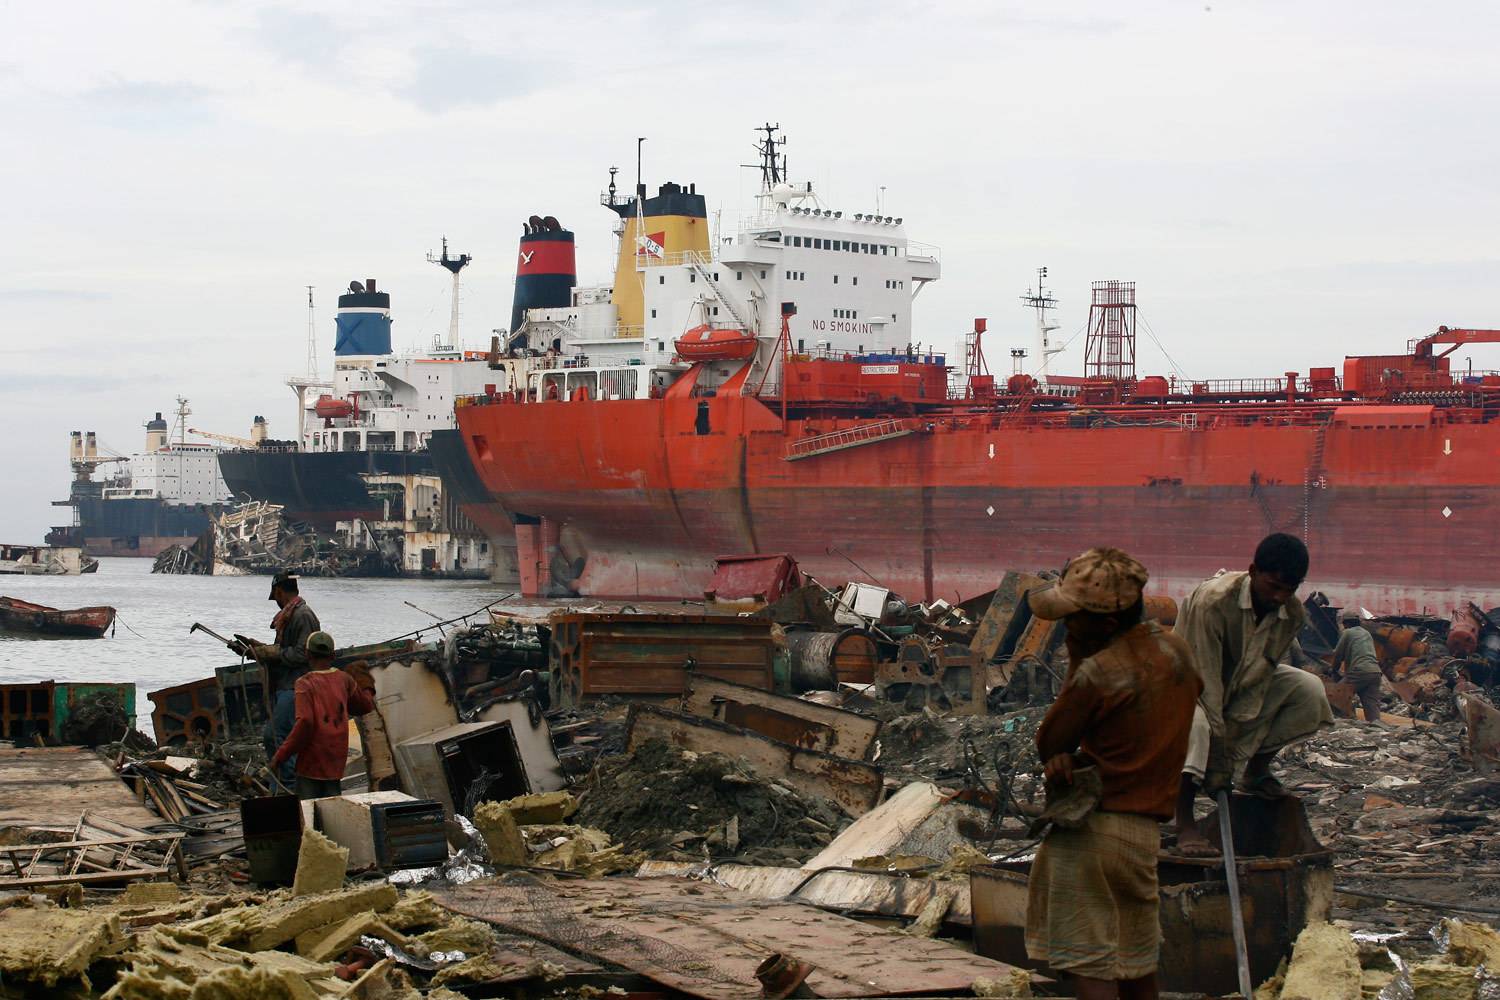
[1028,547,1149,620]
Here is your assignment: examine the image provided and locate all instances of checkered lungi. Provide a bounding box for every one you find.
[1025,810,1161,981]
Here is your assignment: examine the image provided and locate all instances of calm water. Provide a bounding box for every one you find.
[0,558,510,728]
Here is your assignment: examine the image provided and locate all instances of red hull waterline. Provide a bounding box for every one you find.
[457,392,1500,614]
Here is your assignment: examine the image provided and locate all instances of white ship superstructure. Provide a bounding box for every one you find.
[295,270,501,454]
[498,125,942,400]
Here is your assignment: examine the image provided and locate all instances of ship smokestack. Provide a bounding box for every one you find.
[510,216,576,340]
[84,431,97,459]
[145,412,168,453]
[335,279,393,358]
[69,431,82,461]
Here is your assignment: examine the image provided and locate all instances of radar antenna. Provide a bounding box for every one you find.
[1020,267,1063,378]
[427,236,473,349]
[755,123,787,191]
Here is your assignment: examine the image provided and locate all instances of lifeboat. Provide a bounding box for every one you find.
[673,325,759,362]
[314,395,355,419]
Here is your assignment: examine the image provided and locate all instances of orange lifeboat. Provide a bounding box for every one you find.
[674,325,758,362]
[314,395,354,419]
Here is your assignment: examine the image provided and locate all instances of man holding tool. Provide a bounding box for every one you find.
[1024,548,1202,999]
[227,571,320,788]
[1172,533,1334,856]
[270,631,375,799]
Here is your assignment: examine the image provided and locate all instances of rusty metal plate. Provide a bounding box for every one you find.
[433,875,1026,999]
[626,704,883,816]
[550,613,777,706]
[681,674,880,760]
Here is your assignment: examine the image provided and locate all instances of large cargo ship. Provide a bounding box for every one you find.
[453,128,1500,611]
[49,401,232,557]
[215,252,508,532]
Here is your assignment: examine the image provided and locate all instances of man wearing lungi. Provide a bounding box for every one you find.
[1025,548,1203,999]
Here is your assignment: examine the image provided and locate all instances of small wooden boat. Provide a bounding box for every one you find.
[674,324,759,362]
[0,598,116,638]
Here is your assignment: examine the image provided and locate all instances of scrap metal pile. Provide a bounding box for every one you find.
[153,500,398,578]
[7,558,1500,997]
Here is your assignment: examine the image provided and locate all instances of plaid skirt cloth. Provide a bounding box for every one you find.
[1025,810,1161,981]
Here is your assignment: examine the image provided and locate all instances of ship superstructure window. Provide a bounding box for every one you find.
[659,276,665,284]
[736,271,742,280]
[689,273,696,283]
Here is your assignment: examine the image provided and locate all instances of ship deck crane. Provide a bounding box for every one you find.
[189,428,256,448]
[1411,326,1500,360]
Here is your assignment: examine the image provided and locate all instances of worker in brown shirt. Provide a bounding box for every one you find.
[1025,548,1202,1000]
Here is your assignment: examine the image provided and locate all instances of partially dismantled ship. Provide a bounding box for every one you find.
[439,128,1500,611]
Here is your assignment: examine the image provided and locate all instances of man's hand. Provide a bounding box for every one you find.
[226,639,249,657]
[1204,738,1233,795]
[1043,753,1077,785]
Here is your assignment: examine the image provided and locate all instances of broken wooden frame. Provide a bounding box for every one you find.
[0,831,187,888]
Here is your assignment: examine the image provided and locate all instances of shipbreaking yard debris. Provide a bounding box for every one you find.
[7,585,1500,997]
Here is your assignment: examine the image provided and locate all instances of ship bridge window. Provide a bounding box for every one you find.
[659,276,665,285]
[814,238,823,249]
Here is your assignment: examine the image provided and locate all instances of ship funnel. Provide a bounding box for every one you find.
[510,216,576,340]
[251,416,268,444]
[70,431,82,461]
[335,279,393,358]
[84,431,97,459]
[145,412,168,453]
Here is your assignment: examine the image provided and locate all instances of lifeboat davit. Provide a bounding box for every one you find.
[674,325,758,362]
[314,395,354,419]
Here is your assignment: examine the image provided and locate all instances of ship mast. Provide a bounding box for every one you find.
[1020,267,1062,379]
[172,397,191,447]
[305,285,317,378]
[428,237,473,350]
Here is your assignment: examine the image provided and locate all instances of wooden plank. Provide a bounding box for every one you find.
[680,674,880,760]
[0,747,160,830]
[432,877,1024,1000]
[635,861,975,925]
[801,783,947,870]
[0,864,175,888]
[626,704,883,817]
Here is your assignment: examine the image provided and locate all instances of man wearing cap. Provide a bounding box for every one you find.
[271,631,376,800]
[232,571,320,787]
[1173,533,1335,856]
[1025,548,1202,999]
[1330,611,1385,724]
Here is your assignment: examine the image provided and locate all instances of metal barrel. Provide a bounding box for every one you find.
[783,628,878,691]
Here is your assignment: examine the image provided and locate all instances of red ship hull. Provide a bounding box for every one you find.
[457,393,1500,612]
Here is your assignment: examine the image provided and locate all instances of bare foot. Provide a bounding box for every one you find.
[1173,827,1221,857]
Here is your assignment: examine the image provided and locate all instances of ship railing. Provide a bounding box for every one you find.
[904,240,940,263]
[637,249,712,269]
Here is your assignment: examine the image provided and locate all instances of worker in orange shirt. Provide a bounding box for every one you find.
[270,631,376,800]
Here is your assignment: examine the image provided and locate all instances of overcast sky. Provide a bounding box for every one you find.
[3,1,1498,542]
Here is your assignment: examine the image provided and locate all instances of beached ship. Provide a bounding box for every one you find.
[450,127,1498,611]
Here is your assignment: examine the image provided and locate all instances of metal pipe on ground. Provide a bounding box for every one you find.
[783,628,878,690]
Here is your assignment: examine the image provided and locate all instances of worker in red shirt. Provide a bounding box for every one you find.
[270,631,376,800]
